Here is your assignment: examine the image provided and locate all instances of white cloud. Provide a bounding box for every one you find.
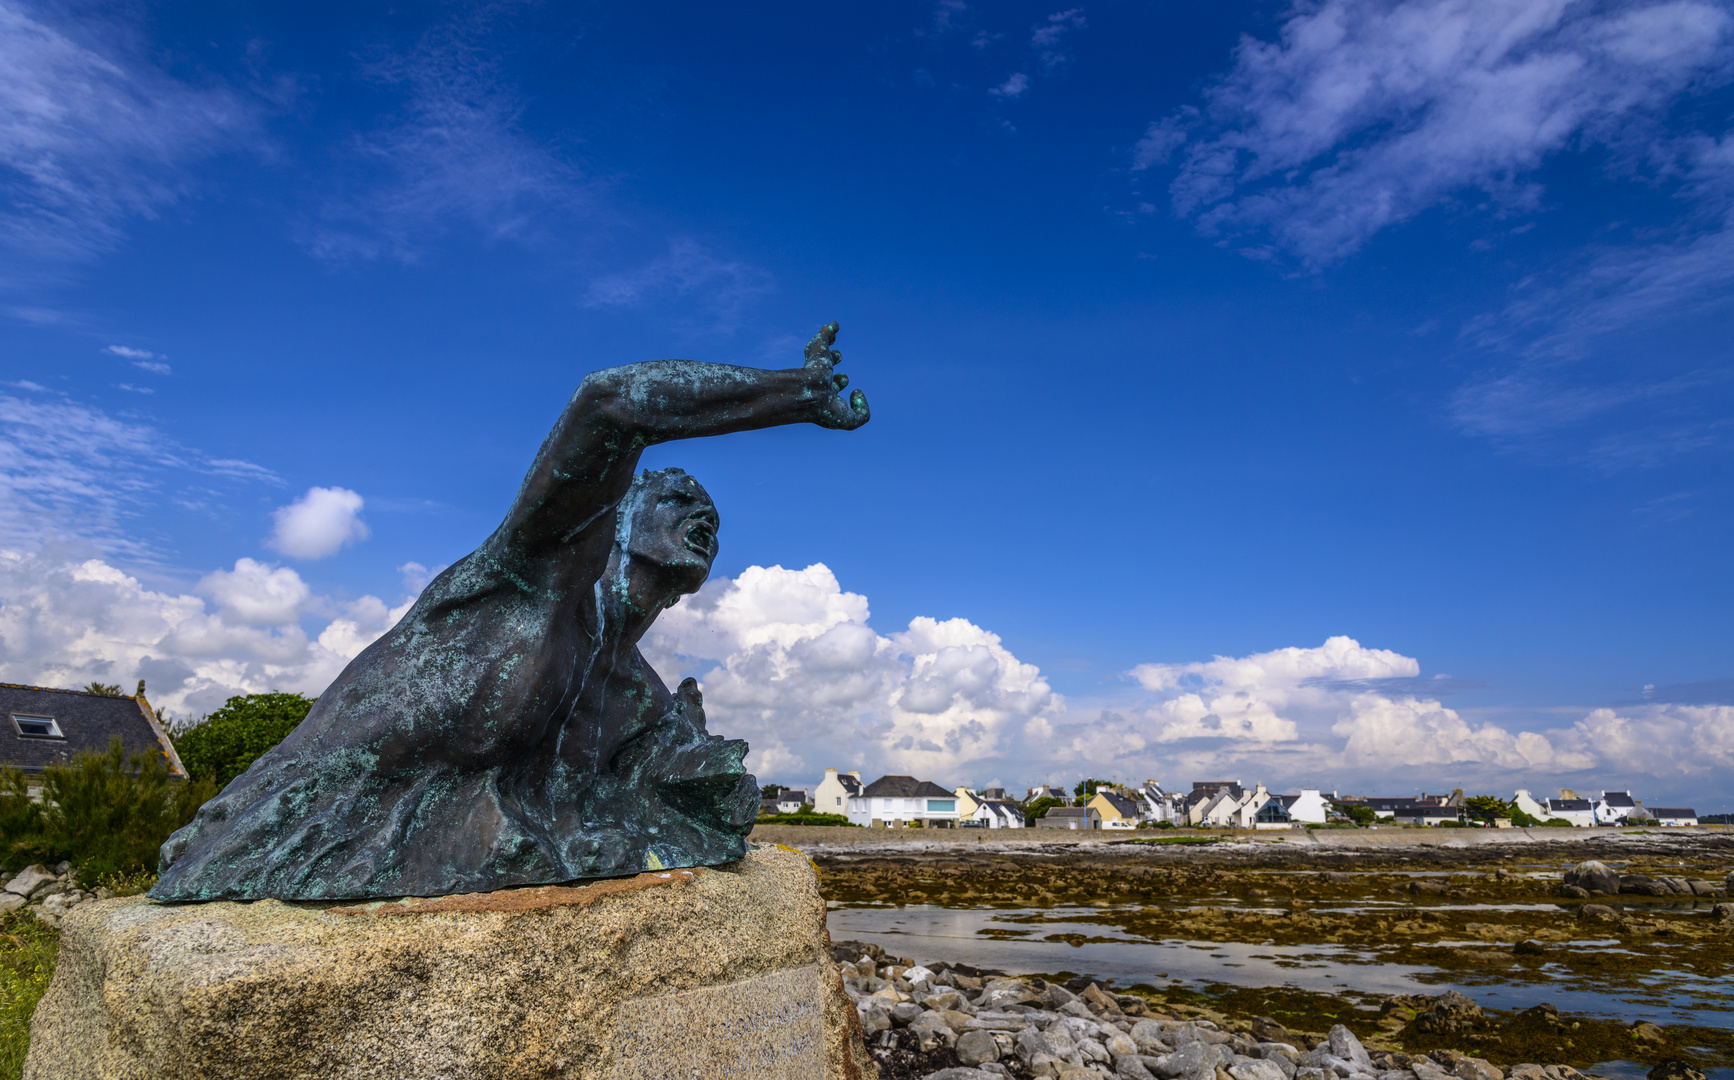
[1144,0,1734,266]
[197,558,311,626]
[103,344,155,360]
[267,486,369,560]
[1031,9,1087,72]
[131,360,170,375]
[0,549,410,718]
[644,563,1062,783]
[0,1,258,275]
[397,560,446,593]
[0,391,275,559]
[990,72,1031,98]
[582,239,775,336]
[306,6,580,262]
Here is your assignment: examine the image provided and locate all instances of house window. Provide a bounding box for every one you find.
[11,714,63,739]
[927,799,955,813]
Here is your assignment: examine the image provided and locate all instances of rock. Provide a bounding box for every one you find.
[1726,871,1734,892]
[1132,1020,1172,1053]
[1506,1066,1545,1080]
[1631,1022,1666,1043]
[1082,982,1123,1014]
[1685,879,1718,897]
[1409,881,1449,896]
[4,865,55,897]
[1513,939,1547,956]
[1563,861,1620,895]
[1410,993,1485,1037]
[22,846,873,1080]
[891,1001,926,1027]
[1709,903,1734,922]
[1232,1060,1290,1080]
[1105,1033,1138,1058]
[1255,1044,1302,1066]
[0,893,25,915]
[1159,1041,1217,1080]
[1320,873,1356,884]
[1657,876,1692,896]
[922,1070,1002,1080]
[1452,1058,1502,1080]
[1118,1055,1160,1080]
[1411,1062,1453,1080]
[860,1007,892,1033]
[1326,1026,1373,1073]
[1579,904,1618,920]
[1556,885,1590,900]
[1019,1027,1057,1061]
[1646,1062,1707,1080]
[905,965,937,985]
[1250,1018,1293,1045]
[1296,1070,1336,1080]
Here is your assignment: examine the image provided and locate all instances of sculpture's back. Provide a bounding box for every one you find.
[148,324,868,901]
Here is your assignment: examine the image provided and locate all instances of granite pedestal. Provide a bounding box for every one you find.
[25,845,874,1080]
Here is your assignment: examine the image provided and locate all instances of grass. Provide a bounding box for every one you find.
[0,912,59,1080]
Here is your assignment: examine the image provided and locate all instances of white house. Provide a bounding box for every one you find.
[775,789,810,814]
[813,768,863,814]
[1545,791,1595,827]
[1513,789,1551,822]
[1134,782,1186,825]
[847,775,960,828]
[1282,789,1329,825]
[971,800,1024,828]
[1026,784,1068,803]
[1650,807,1698,826]
[1594,790,1639,825]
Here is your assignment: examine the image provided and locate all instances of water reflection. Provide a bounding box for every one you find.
[826,903,1731,1029]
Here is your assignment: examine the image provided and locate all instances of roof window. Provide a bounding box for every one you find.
[11,714,64,739]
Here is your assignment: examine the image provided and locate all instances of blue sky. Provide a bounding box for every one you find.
[2,0,1731,807]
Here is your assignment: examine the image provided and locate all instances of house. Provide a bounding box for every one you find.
[1,681,187,789]
[1086,789,1142,829]
[1035,806,1101,830]
[970,799,1024,828]
[1197,787,1255,827]
[1544,790,1595,827]
[1512,789,1551,822]
[760,797,782,817]
[847,775,960,828]
[776,789,810,814]
[1280,788,1329,825]
[977,786,1012,801]
[1650,808,1698,826]
[1393,803,1462,827]
[1594,790,1639,825]
[1185,780,1244,825]
[813,768,863,814]
[954,787,984,817]
[1251,796,1294,829]
[1026,783,1068,803]
[1133,781,1186,825]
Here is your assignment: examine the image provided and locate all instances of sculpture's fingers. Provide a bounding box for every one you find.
[833,372,849,392]
[803,321,841,366]
[846,388,869,429]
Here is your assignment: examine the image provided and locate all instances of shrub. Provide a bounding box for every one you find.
[1508,807,1543,827]
[1024,796,1064,826]
[754,811,857,827]
[1,910,59,1080]
[172,692,313,787]
[1542,817,1575,827]
[0,739,217,883]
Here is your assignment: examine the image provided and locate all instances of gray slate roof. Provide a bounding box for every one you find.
[1600,791,1636,807]
[1,683,184,777]
[860,774,954,799]
[1649,808,1697,818]
[1547,798,1593,812]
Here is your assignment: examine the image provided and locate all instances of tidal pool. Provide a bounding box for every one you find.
[827,902,1734,1030]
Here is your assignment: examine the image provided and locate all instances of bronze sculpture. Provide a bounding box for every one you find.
[150,324,869,900]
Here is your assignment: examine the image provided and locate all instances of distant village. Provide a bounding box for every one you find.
[763,769,1705,829]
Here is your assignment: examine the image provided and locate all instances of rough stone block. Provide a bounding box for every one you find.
[25,845,874,1080]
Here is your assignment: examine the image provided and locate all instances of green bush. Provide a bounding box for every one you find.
[754,812,857,827]
[1542,817,1575,827]
[172,692,313,787]
[1508,807,1543,827]
[0,739,217,884]
[1024,796,1064,826]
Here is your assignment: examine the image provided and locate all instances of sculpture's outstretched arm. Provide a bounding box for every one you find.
[502,323,868,552]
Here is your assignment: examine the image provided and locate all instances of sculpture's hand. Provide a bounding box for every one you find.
[803,322,870,431]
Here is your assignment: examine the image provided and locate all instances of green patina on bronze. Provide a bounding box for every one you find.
[150,324,869,901]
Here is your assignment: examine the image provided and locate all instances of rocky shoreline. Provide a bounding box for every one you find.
[832,938,1710,1080]
[0,863,109,924]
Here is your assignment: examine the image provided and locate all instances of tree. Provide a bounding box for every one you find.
[760,783,786,799]
[1330,801,1376,826]
[1464,795,1510,824]
[1073,778,1110,800]
[1508,806,1544,827]
[82,682,124,697]
[1025,796,1064,826]
[172,693,314,788]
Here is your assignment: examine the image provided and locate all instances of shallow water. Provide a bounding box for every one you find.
[827,902,1734,1030]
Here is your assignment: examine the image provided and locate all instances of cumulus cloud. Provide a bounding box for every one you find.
[0,549,412,718]
[0,1,258,277]
[643,563,1062,782]
[1141,0,1734,265]
[267,487,369,560]
[989,72,1030,98]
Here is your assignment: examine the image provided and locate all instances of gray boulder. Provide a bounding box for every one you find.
[1117,1054,1160,1080]
[891,1001,926,1027]
[1232,1059,1292,1080]
[3,865,55,897]
[1563,860,1619,895]
[920,1070,1002,1080]
[956,1029,1001,1065]
[1327,1025,1373,1072]
[1132,1020,1172,1054]
[1156,1040,1217,1080]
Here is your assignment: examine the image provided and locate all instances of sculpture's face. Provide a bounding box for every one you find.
[624,472,718,600]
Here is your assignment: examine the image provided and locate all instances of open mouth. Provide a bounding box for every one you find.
[681,516,717,557]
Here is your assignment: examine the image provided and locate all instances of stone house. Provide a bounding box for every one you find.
[1035,806,1101,830]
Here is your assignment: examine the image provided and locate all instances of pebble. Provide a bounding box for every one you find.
[835,942,1618,1080]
